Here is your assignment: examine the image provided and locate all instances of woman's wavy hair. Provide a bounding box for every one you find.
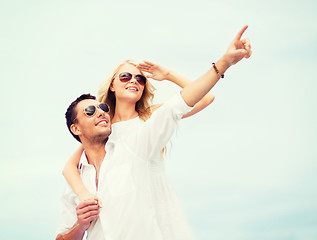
[97,60,156,121]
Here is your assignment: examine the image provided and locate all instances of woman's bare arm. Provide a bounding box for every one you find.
[138,61,215,118]
[181,26,251,107]
[62,146,96,202]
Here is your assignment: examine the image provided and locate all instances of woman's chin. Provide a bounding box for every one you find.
[117,93,142,104]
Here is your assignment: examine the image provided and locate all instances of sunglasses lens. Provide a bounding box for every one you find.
[99,103,110,113]
[135,75,146,85]
[84,105,96,116]
[119,72,132,82]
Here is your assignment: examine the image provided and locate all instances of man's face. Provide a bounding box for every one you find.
[71,99,111,143]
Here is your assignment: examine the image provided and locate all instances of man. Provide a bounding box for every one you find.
[56,93,111,239]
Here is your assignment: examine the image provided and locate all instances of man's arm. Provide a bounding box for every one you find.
[56,221,85,240]
[56,200,100,240]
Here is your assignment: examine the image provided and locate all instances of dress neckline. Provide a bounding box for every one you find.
[111,116,140,126]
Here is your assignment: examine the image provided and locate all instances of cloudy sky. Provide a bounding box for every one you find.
[1,0,316,239]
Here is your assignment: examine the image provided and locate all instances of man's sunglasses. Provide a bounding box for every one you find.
[118,72,147,86]
[73,103,110,122]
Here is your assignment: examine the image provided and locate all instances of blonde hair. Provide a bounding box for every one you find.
[97,60,156,121]
[98,60,166,158]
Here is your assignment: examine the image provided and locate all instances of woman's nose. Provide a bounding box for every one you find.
[129,76,137,83]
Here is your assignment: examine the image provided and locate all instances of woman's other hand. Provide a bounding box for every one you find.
[137,61,170,81]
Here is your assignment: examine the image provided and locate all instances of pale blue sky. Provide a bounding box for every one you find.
[0,0,316,239]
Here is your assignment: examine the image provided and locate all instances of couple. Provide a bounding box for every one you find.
[56,26,252,240]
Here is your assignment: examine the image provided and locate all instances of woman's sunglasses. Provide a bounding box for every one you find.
[73,103,110,122]
[118,72,147,86]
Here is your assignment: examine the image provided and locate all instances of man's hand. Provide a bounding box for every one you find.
[76,199,100,231]
[55,200,100,240]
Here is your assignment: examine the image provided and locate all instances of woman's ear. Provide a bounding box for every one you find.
[109,82,115,92]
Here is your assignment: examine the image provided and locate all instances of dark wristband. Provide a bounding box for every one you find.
[212,62,224,79]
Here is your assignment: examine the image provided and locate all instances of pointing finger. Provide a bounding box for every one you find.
[235,25,248,41]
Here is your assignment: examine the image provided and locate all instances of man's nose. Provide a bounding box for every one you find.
[96,107,105,117]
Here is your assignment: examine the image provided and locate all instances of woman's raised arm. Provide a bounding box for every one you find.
[181,25,251,107]
[137,61,215,118]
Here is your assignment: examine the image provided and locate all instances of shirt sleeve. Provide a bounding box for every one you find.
[139,91,194,159]
[56,183,79,235]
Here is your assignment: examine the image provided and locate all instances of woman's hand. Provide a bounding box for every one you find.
[79,193,103,208]
[180,25,252,107]
[222,25,252,66]
[137,61,170,81]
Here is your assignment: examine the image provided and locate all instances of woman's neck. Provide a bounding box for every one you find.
[112,100,139,123]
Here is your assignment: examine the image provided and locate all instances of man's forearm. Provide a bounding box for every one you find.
[56,221,86,240]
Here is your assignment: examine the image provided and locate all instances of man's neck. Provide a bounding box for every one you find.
[82,141,106,172]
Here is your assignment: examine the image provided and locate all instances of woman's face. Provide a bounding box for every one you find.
[110,64,146,104]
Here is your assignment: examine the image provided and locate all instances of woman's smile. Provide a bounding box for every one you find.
[125,86,139,92]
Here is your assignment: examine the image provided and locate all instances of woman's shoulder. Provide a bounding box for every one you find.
[150,104,163,113]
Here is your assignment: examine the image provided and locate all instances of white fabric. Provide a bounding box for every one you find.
[57,92,195,240]
[57,153,105,239]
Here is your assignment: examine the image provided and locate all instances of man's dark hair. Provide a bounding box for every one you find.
[65,93,96,142]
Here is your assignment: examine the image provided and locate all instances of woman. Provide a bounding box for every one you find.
[64,63,215,201]
[63,25,251,239]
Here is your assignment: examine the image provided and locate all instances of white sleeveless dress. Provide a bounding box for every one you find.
[94,92,195,240]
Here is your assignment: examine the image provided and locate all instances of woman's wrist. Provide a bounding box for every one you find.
[215,56,232,76]
[165,70,191,88]
[163,69,172,81]
[164,70,177,83]
[77,188,92,201]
